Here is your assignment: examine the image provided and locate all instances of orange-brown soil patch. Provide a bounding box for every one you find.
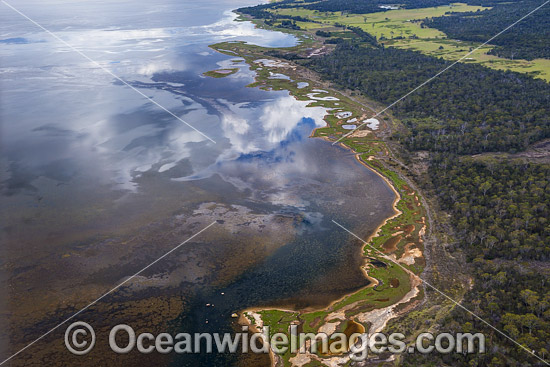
[403,224,415,236]
[382,235,401,254]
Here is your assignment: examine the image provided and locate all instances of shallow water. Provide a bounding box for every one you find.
[0,1,395,365]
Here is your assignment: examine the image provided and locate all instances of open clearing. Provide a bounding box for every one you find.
[270,3,550,81]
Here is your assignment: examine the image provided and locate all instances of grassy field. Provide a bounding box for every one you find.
[387,38,550,81]
[271,3,488,39]
[269,3,550,81]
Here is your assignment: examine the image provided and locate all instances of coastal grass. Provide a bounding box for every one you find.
[258,310,300,336]
[203,68,239,78]
[332,263,412,311]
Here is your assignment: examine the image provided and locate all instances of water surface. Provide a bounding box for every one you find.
[0,1,395,365]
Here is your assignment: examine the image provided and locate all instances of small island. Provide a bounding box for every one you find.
[203,68,239,78]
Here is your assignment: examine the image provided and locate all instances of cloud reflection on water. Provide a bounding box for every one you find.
[0,4,299,193]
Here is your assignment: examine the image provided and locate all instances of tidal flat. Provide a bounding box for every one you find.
[0,1,396,366]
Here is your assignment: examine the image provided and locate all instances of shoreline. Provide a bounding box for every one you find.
[242,104,424,364]
[236,132,423,364]
[238,144,405,316]
[206,12,429,366]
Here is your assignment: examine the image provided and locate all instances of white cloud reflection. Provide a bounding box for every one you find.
[0,0,306,193]
[200,10,297,47]
[260,96,326,144]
